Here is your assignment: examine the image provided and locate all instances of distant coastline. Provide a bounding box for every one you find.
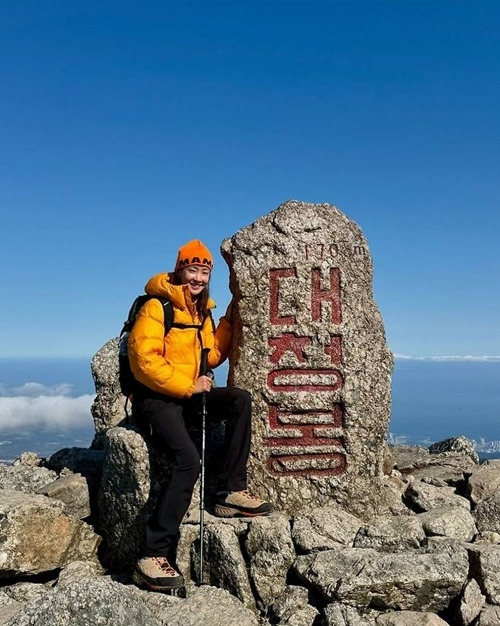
[0,357,499,464]
[3,429,500,466]
[387,432,500,462]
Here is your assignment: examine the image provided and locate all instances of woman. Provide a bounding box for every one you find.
[128,239,272,592]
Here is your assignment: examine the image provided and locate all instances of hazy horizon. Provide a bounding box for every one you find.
[0,357,498,463]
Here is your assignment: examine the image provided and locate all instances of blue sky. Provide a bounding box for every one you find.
[1,0,499,359]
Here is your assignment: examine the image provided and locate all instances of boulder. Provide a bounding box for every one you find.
[0,594,24,626]
[455,578,485,626]
[334,547,469,612]
[429,436,479,465]
[294,547,378,601]
[390,445,430,471]
[11,453,42,467]
[0,582,50,605]
[98,423,226,573]
[45,446,105,479]
[473,490,500,535]
[245,513,295,608]
[176,523,199,585]
[269,585,319,626]
[323,602,377,625]
[56,559,105,587]
[97,426,157,571]
[294,546,468,612]
[0,489,101,578]
[404,481,470,512]
[4,576,161,626]
[158,584,260,626]
[469,544,500,605]
[292,505,362,552]
[202,522,255,609]
[466,461,500,506]
[376,612,450,625]
[0,583,52,626]
[418,506,477,542]
[353,514,425,551]
[476,604,500,625]
[36,473,91,520]
[0,464,57,494]
[393,448,476,487]
[475,531,500,544]
[90,338,128,445]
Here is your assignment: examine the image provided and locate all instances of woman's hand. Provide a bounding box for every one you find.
[193,375,213,394]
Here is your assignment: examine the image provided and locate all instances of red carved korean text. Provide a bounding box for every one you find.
[265,267,347,477]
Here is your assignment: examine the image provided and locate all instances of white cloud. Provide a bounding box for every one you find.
[394,354,500,363]
[0,394,94,431]
[0,382,76,398]
[3,382,75,397]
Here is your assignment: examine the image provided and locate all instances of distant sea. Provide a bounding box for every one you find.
[0,358,96,464]
[390,360,500,450]
[0,357,499,464]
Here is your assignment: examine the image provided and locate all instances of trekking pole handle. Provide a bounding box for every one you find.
[200,348,210,378]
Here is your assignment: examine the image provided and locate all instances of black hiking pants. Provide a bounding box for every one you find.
[132,386,252,560]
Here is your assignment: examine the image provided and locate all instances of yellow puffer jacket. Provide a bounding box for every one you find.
[128,273,232,399]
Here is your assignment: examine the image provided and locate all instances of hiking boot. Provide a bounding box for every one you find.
[133,556,184,591]
[214,490,273,517]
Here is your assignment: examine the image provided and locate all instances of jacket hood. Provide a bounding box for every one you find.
[144,272,216,311]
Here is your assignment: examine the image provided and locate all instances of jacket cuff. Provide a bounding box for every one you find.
[183,383,196,398]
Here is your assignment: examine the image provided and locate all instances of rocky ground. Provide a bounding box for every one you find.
[2,435,500,625]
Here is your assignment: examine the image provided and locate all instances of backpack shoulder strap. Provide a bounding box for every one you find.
[207,309,216,333]
[120,295,150,335]
[120,295,174,337]
[155,296,174,337]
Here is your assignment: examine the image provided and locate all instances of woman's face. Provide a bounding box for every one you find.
[178,265,211,297]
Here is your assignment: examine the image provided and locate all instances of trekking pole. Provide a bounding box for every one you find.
[199,348,211,585]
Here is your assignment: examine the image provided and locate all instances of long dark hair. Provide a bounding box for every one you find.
[171,271,210,321]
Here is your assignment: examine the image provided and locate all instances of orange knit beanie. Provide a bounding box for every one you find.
[175,239,214,272]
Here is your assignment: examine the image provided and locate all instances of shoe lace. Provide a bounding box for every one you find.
[154,557,178,576]
[239,490,262,502]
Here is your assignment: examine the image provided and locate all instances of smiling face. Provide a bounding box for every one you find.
[178,264,211,297]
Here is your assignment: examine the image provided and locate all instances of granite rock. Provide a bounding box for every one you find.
[221,200,393,517]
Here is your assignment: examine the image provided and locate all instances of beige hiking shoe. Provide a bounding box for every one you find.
[214,489,273,517]
[133,556,184,591]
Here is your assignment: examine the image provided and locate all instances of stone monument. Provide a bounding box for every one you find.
[221,200,393,515]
